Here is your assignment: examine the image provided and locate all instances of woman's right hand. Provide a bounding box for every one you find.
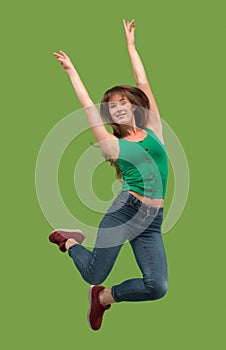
[52,50,75,74]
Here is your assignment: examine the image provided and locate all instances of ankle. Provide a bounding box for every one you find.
[65,238,79,250]
[98,290,107,306]
[98,288,115,306]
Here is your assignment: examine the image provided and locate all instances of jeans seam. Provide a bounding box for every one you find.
[68,245,92,273]
[136,237,155,289]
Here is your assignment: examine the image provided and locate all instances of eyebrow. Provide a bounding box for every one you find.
[109,98,126,105]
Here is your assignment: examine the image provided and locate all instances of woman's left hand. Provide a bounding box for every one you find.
[122,18,135,46]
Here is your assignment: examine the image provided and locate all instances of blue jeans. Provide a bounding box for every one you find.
[68,191,168,302]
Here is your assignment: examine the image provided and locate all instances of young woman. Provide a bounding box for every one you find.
[50,19,168,331]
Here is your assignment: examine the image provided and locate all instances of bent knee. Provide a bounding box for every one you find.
[82,273,106,286]
[155,281,168,299]
[145,280,168,300]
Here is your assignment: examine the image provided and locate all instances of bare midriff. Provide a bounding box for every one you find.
[128,190,164,208]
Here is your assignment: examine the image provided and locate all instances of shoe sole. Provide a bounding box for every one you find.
[87,285,95,330]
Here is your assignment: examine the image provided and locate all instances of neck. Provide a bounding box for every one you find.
[119,123,139,136]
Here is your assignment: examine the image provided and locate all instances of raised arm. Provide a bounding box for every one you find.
[52,50,116,154]
[123,19,162,131]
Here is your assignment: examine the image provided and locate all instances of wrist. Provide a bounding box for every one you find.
[67,66,77,76]
[127,42,136,50]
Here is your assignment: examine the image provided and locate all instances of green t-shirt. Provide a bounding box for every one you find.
[115,128,168,199]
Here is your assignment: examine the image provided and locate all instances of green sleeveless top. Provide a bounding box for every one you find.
[115,128,168,199]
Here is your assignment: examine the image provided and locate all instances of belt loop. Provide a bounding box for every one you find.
[129,192,135,204]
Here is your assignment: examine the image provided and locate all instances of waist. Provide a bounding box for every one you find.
[128,190,164,208]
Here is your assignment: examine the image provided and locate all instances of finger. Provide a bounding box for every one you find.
[52,52,64,59]
[55,56,64,63]
[128,19,135,30]
[59,50,69,59]
[122,19,128,32]
[126,20,132,31]
[123,22,130,36]
[125,19,131,32]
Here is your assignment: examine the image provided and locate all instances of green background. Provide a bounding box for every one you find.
[1,0,225,349]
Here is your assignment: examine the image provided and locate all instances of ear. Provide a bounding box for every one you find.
[132,105,137,112]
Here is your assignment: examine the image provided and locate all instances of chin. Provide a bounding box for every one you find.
[118,118,131,125]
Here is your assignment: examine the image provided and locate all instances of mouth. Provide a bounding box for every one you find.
[116,113,126,119]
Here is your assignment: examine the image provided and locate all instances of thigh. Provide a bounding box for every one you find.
[95,193,140,249]
[129,213,168,281]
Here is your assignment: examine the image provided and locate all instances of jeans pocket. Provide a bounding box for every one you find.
[107,193,131,213]
[155,209,163,224]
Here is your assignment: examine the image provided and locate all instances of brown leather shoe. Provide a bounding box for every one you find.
[49,229,86,252]
[88,285,111,331]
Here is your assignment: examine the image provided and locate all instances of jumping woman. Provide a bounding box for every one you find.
[50,18,168,331]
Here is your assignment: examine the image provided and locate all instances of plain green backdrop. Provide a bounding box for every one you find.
[1,0,225,349]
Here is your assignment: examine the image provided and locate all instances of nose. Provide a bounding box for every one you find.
[116,103,123,112]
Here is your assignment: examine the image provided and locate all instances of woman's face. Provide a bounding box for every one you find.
[108,94,135,125]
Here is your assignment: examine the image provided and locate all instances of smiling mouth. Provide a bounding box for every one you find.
[117,114,126,118]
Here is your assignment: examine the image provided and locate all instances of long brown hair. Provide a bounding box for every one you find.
[100,85,150,178]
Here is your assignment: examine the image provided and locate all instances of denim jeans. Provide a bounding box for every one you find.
[68,191,168,302]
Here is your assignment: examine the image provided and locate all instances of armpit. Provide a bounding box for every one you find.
[99,138,120,161]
